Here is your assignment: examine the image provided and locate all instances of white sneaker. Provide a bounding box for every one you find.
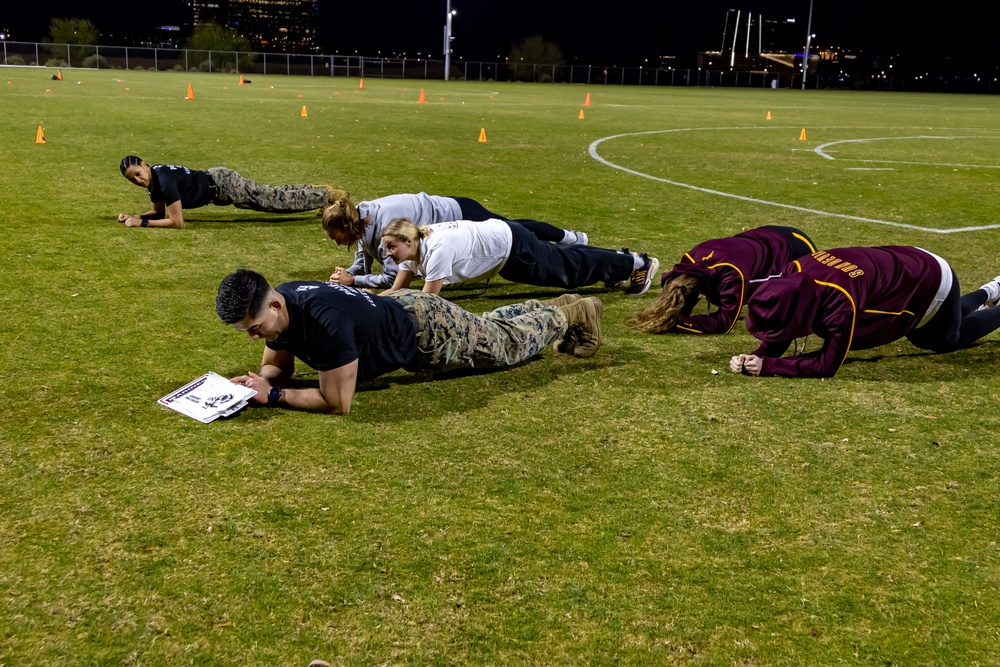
[978,275,1000,310]
[559,230,589,246]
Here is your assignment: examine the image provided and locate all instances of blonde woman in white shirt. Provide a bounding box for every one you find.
[380,218,659,297]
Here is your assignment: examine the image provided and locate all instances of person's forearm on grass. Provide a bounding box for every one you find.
[118,201,184,229]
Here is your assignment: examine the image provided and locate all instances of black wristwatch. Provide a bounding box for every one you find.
[267,386,283,406]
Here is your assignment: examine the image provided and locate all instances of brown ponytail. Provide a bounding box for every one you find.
[320,190,365,247]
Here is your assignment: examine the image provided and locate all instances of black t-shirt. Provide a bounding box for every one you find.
[148,164,216,208]
[266,282,417,381]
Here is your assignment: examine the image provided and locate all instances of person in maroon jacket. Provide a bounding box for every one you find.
[731,246,1000,378]
[631,226,816,334]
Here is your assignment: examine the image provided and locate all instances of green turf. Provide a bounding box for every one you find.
[2,68,1000,665]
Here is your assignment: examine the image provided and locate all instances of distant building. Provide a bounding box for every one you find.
[187,0,227,26]
[699,9,812,75]
[185,0,321,52]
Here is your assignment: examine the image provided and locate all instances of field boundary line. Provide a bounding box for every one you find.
[588,127,1000,234]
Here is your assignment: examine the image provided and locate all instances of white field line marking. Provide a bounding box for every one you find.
[814,135,1000,168]
[588,128,1000,234]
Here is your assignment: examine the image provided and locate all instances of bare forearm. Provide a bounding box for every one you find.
[258,363,292,385]
[146,217,182,229]
[276,387,348,414]
[119,214,183,229]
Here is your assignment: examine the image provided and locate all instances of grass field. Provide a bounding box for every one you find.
[3,67,1000,665]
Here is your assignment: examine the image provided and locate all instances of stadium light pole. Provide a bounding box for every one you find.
[801,0,814,89]
[730,9,740,67]
[720,9,732,54]
[443,1,456,81]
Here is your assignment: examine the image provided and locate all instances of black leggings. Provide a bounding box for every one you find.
[906,270,1000,352]
[452,196,565,243]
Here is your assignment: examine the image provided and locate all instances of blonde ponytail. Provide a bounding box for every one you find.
[630,274,702,333]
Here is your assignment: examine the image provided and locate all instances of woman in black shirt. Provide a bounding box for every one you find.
[117,156,333,229]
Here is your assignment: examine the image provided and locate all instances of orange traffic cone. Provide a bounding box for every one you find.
[359,78,364,89]
[478,128,487,143]
[418,88,427,104]
[584,91,592,106]
[35,125,46,144]
[578,109,585,119]
[239,74,245,86]
[185,83,195,100]
[799,128,807,141]
[300,105,308,117]
[56,70,63,81]
[766,110,772,120]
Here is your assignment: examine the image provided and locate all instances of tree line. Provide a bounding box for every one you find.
[40,17,564,77]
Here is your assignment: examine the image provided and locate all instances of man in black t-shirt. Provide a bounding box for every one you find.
[215,269,604,414]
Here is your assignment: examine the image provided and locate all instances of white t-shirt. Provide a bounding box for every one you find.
[399,219,513,285]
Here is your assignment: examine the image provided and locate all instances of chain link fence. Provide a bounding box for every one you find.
[2,40,996,93]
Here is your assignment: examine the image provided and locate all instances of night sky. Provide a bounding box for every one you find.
[4,1,999,70]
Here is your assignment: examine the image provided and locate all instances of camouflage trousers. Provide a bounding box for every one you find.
[383,289,569,371]
[207,167,331,212]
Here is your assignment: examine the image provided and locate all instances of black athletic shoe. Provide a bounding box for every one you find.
[624,253,660,296]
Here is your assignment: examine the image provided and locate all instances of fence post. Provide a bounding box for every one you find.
[125,46,128,70]
[208,50,212,73]
[287,54,290,76]
[236,51,239,74]
[310,55,313,77]
[263,53,267,75]
[66,44,70,67]
[184,49,187,72]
